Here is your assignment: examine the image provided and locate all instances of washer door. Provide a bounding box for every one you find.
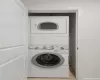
[31,52,64,68]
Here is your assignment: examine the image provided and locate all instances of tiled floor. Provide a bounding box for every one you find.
[28,71,76,80]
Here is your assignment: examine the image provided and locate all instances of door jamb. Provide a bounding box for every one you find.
[28,10,79,80]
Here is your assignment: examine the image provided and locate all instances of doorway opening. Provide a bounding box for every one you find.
[28,11,78,80]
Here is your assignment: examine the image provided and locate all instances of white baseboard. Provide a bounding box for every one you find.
[84,78,100,80]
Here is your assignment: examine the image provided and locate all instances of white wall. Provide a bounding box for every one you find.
[22,0,100,80]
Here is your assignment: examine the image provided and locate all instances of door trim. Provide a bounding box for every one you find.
[28,10,78,80]
[14,0,28,80]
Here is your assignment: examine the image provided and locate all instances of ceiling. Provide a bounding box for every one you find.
[21,0,100,8]
[21,0,75,6]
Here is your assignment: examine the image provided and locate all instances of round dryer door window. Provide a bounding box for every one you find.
[31,52,64,68]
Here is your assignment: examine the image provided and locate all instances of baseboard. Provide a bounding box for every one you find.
[84,78,100,80]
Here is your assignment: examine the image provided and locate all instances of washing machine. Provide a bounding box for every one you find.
[28,44,69,78]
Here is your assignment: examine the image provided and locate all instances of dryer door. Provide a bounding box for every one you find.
[31,52,64,68]
[30,16,69,34]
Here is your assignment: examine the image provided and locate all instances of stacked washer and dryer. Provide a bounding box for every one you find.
[28,16,69,78]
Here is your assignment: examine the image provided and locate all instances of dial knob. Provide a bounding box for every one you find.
[43,45,54,50]
[60,45,68,50]
[42,45,46,49]
[48,46,54,50]
[60,47,64,50]
[34,47,39,50]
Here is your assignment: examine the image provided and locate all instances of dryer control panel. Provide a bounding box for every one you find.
[29,44,69,50]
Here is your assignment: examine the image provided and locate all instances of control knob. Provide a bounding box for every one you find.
[34,46,39,50]
[60,47,65,50]
[43,45,54,50]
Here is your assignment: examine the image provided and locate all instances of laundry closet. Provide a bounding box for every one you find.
[1,0,100,80]
[28,13,77,78]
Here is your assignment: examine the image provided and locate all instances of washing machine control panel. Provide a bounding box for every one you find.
[29,44,69,50]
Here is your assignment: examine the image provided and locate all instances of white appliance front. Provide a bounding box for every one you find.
[28,64,69,78]
[28,48,69,78]
[30,16,69,34]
